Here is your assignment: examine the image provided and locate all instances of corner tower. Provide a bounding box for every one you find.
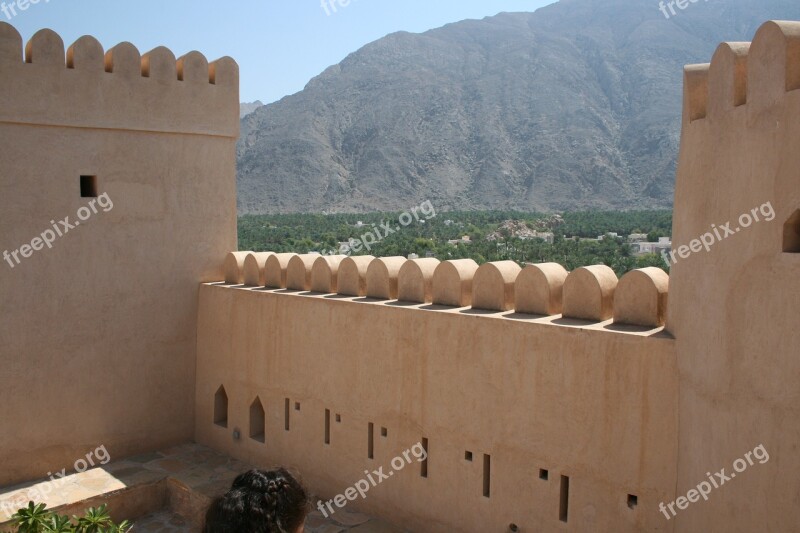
[0,23,238,485]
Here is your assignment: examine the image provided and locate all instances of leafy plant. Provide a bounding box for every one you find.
[10,502,50,533]
[41,514,72,533]
[8,502,131,533]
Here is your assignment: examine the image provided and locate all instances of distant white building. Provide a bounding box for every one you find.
[628,233,649,242]
[632,237,672,256]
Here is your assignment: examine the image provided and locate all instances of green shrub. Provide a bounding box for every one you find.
[7,502,131,533]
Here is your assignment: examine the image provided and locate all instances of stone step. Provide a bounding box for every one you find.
[0,443,407,533]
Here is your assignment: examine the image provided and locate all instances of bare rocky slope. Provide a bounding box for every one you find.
[237,0,800,214]
[240,101,263,119]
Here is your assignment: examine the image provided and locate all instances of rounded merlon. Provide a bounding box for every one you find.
[472,261,522,312]
[25,29,64,66]
[223,252,250,285]
[562,265,618,322]
[311,255,347,294]
[398,258,440,303]
[515,263,568,316]
[67,35,104,71]
[337,256,375,297]
[286,254,319,291]
[366,257,407,300]
[264,253,296,289]
[141,46,177,81]
[0,22,22,65]
[243,252,274,287]
[177,50,210,84]
[613,268,669,328]
[432,259,479,307]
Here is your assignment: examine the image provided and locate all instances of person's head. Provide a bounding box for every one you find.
[203,468,309,533]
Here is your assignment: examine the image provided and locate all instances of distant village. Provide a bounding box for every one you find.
[328,218,673,261]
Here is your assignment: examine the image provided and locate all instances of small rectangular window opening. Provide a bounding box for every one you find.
[482,454,491,498]
[368,423,374,459]
[627,494,638,509]
[421,438,429,478]
[559,475,570,522]
[324,409,331,445]
[80,176,98,198]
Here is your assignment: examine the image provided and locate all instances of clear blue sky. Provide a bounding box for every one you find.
[6,0,554,103]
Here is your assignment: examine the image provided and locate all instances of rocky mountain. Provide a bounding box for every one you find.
[237,0,800,214]
[240,101,263,119]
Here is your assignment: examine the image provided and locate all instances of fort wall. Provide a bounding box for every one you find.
[0,23,238,486]
[196,255,678,532]
[2,16,799,533]
[669,20,800,532]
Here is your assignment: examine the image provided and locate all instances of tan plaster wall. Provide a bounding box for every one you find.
[668,21,800,532]
[196,285,678,532]
[4,16,797,533]
[0,24,238,486]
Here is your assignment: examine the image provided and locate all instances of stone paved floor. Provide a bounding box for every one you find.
[131,510,190,532]
[0,443,408,533]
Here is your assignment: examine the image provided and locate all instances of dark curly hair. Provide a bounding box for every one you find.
[203,468,309,533]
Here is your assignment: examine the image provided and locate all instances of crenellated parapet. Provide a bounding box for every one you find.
[682,20,800,124]
[223,252,671,329]
[200,255,679,531]
[0,23,238,137]
[671,19,800,332]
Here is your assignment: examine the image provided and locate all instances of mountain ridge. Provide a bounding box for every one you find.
[237,0,800,214]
